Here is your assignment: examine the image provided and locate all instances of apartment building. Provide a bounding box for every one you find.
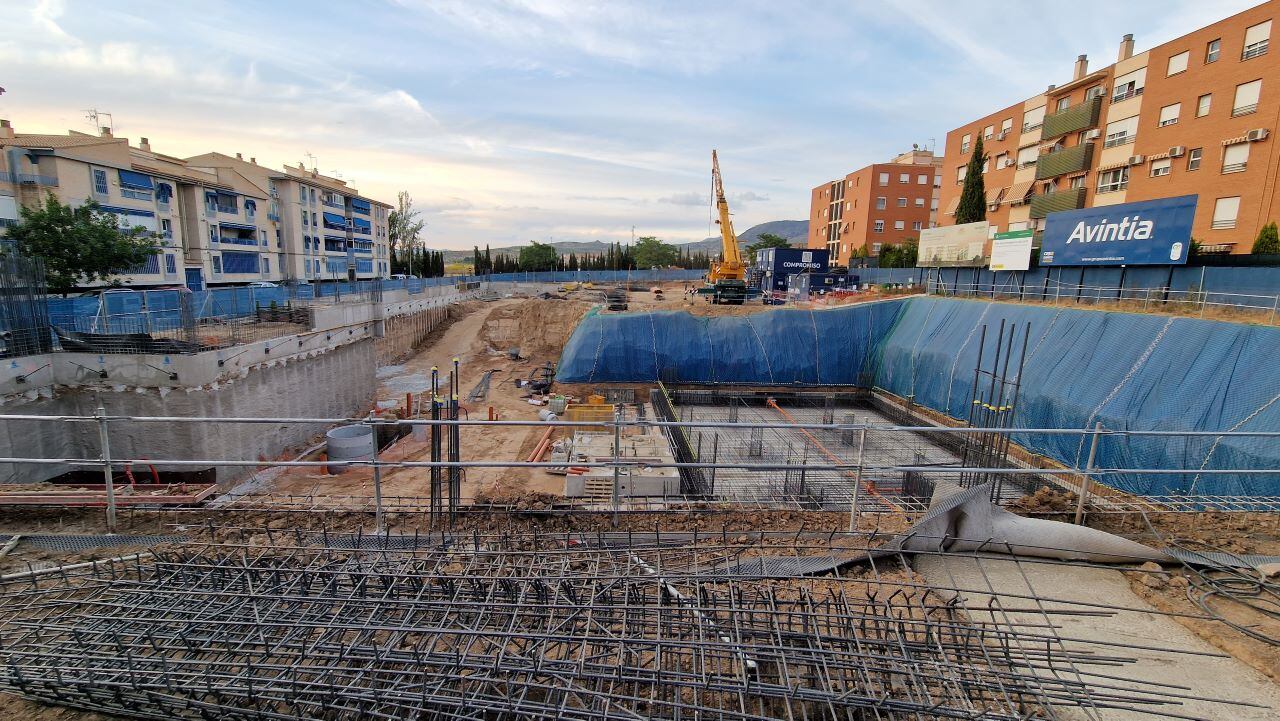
[186,154,392,283]
[937,1,1279,254]
[0,120,391,289]
[807,150,942,266]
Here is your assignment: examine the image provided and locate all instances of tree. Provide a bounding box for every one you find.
[518,241,558,271]
[5,194,161,295]
[388,191,426,271]
[745,232,791,261]
[633,236,678,268]
[1252,222,1280,254]
[955,136,987,225]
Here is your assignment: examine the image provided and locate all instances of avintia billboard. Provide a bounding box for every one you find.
[1040,194,1197,266]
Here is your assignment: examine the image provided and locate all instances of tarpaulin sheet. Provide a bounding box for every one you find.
[556,302,905,386]
[873,297,1280,496]
[558,295,1280,495]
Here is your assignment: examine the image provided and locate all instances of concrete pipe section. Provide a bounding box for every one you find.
[326,424,376,474]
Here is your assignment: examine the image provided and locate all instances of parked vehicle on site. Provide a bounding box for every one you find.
[246,281,279,288]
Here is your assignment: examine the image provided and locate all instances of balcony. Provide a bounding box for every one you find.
[0,218,17,229]
[1035,142,1095,180]
[1041,95,1102,139]
[1029,187,1087,219]
[0,172,58,186]
[267,212,280,222]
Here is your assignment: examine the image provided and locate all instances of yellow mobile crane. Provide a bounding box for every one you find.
[700,150,748,305]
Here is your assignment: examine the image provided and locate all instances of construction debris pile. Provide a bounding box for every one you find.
[0,528,1252,720]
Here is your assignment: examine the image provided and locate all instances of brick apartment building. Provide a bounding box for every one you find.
[807,150,942,266]
[937,1,1279,254]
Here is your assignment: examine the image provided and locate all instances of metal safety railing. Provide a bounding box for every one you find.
[930,276,1280,324]
[0,411,1276,533]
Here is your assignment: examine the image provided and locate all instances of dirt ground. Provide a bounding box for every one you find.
[255,296,593,504]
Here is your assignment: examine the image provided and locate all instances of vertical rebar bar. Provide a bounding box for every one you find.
[848,427,866,532]
[1074,422,1102,525]
[611,404,622,528]
[95,402,118,533]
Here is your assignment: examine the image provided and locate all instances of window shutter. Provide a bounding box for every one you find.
[1245,20,1271,46]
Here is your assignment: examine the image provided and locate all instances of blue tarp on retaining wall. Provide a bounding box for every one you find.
[557,302,906,386]
[873,297,1280,496]
[557,296,1280,495]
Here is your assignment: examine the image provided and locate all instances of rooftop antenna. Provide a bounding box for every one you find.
[84,108,114,133]
[304,151,317,172]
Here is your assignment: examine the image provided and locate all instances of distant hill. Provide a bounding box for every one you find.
[441,220,809,262]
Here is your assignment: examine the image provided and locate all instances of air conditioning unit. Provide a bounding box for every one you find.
[1168,146,1187,157]
[1247,128,1270,141]
[1128,155,1145,165]
[1084,129,1101,141]
[996,131,1008,141]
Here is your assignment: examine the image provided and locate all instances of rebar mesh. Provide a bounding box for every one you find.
[0,531,1245,720]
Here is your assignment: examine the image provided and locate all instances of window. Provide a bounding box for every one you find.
[894,220,905,230]
[1069,175,1087,189]
[1097,167,1129,193]
[1017,146,1039,167]
[1112,68,1146,102]
[1243,20,1271,60]
[916,174,928,184]
[898,173,909,183]
[995,152,1010,169]
[1197,94,1212,117]
[299,186,308,202]
[1212,196,1240,229]
[311,212,318,226]
[878,172,889,185]
[161,218,172,239]
[1000,118,1013,135]
[1233,79,1262,116]
[981,158,989,173]
[262,257,270,275]
[914,198,925,207]
[896,197,907,207]
[209,227,217,244]
[872,243,882,253]
[983,125,994,139]
[1023,105,1045,131]
[875,197,886,210]
[1223,142,1250,173]
[1104,116,1139,147]
[1150,158,1172,177]
[1158,103,1181,126]
[873,220,884,233]
[1167,50,1189,75]
[934,174,942,187]
[309,188,317,204]
[912,221,922,231]
[92,168,109,196]
[1188,148,1203,171]
[1056,97,1070,111]
[1206,38,1221,63]
[301,209,309,226]
[960,134,971,154]
[245,200,256,220]
[956,166,967,183]
[212,255,222,274]
[260,230,268,246]
[1084,85,1105,101]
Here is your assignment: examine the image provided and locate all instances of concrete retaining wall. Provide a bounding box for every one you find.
[0,339,377,486]
[376,304,456,366]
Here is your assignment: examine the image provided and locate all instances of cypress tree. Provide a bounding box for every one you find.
[1252,222,1280,254]
[955,136,988,224]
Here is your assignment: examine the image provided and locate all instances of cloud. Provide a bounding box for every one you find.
[733,191,770,203]
[658,192,707,206]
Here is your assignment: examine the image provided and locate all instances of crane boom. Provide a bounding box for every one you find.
[712,150,744,269]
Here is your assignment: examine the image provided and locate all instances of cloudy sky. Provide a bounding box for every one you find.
[0,0,1258,249]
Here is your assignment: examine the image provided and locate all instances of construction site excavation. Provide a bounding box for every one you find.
[0,279,1278,721]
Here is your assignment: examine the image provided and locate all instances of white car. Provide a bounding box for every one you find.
[246,281,279,288]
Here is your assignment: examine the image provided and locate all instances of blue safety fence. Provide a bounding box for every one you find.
[557,295,1280,496]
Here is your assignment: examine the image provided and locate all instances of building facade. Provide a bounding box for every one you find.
[807,151,942,266]
[937,1,1279,254]
[0,121,392,289]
